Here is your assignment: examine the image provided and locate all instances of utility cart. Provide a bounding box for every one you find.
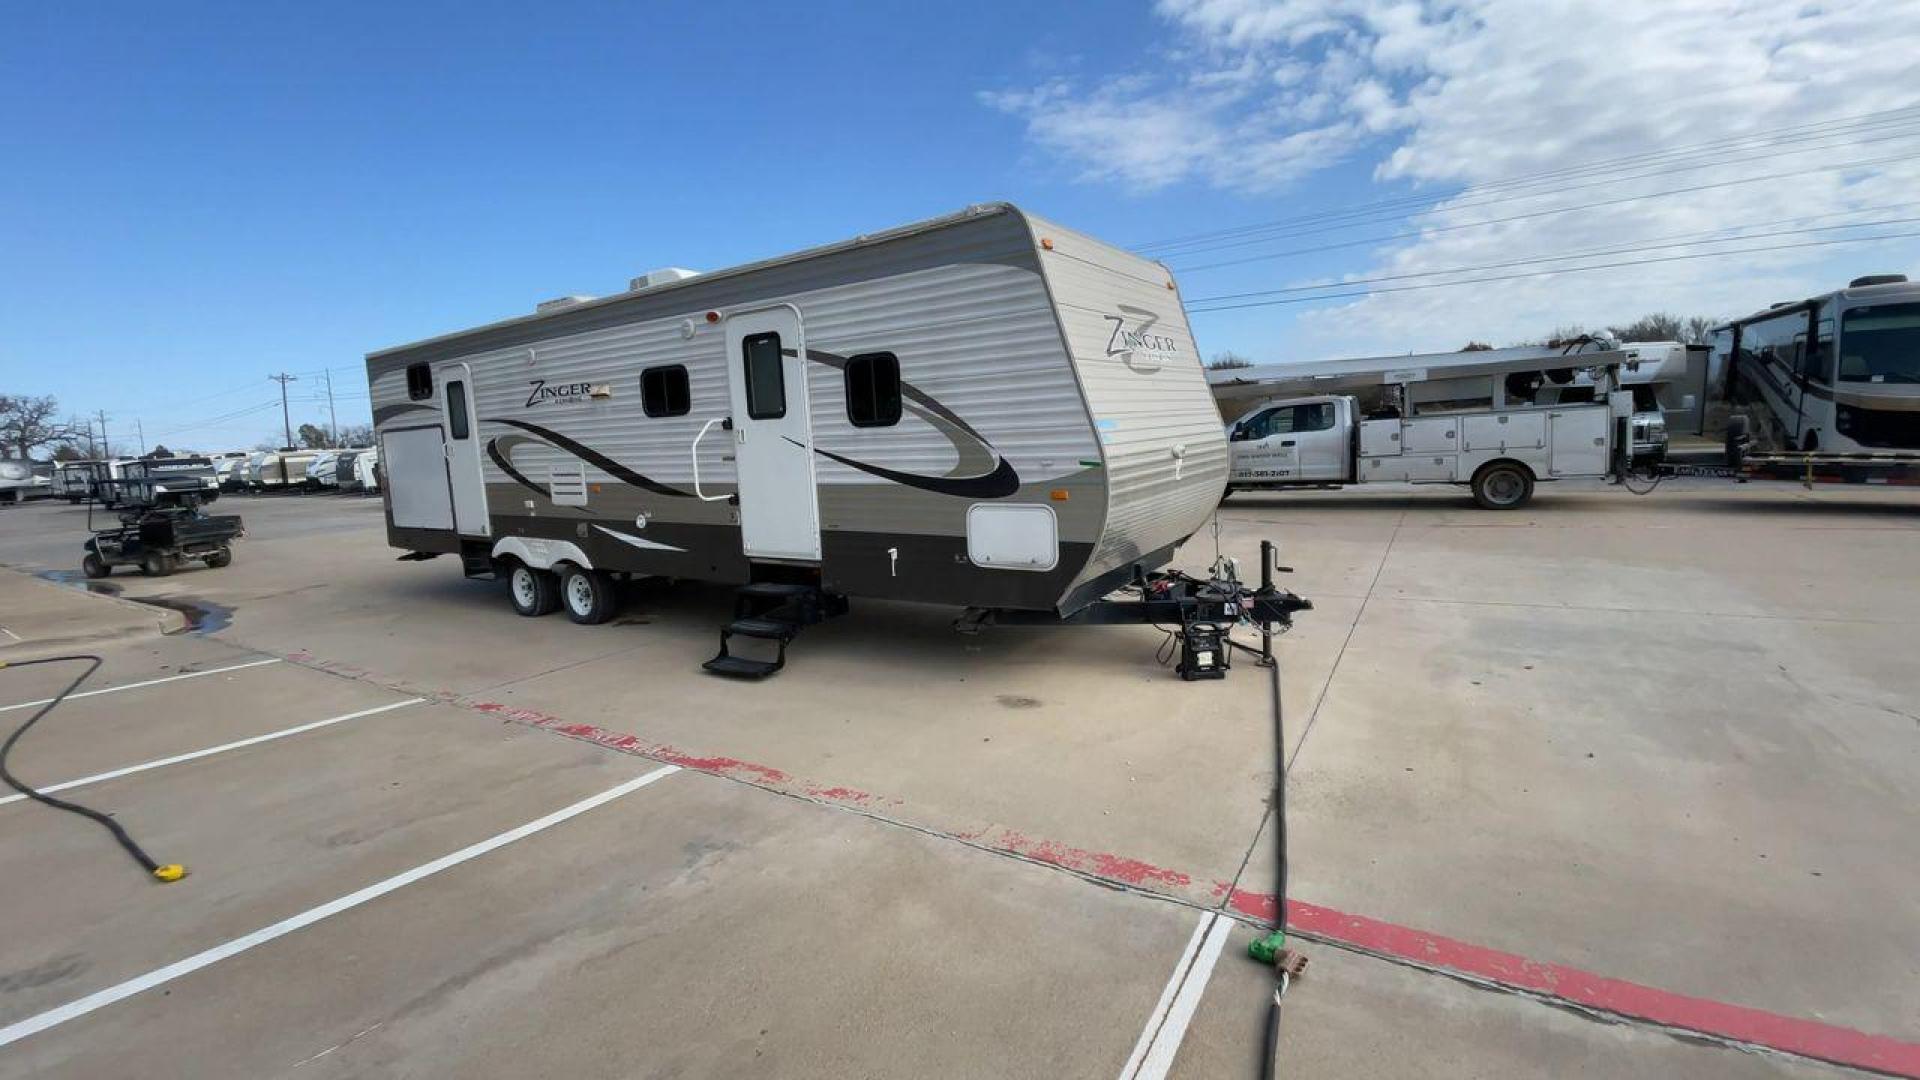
[80,462,244,579]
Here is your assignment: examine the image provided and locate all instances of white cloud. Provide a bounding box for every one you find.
[984,0,1920,355]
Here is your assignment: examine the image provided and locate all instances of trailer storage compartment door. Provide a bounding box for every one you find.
[1547,408,1610,476]
[382,426,455,531]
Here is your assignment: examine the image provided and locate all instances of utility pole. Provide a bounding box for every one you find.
[134,418,146,456]
[95,410,109,458]
[323,370,339,448]
[269,373,298,449]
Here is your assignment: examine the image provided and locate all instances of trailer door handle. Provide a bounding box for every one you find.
[1280,439,1296,447]
[690,416,731,503]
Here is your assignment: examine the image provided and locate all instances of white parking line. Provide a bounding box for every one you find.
[0,657,283,714]
[0,763,681,1049]
[0,698,423,807]
[1120,911,1235,1080]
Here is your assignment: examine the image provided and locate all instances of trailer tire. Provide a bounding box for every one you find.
[508,563,561,617]
[205,546,233,569]
[1470,462,1534,510]
[82,552,110,579]
[559,564,617,625]
[141,551,177,577]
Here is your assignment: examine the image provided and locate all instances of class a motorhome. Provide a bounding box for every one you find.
[367,203,1227,649]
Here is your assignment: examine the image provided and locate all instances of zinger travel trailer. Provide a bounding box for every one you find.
[368,204,1241,673]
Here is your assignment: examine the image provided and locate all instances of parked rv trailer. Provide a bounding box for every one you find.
[0,459,45,505]
[115,456,222,505]
[368,203,1225,628]
[307,451,341,488]
[331,449,368,489]
[52,461,101,501]
[353,448,380,492]
[1223,354,1633,509]
[248,449,320,489]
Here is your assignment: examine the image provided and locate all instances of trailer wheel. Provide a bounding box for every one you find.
[509,563,561,617]
[141,551,177,577]
[205,546,233,569]
[1470,462,1534,510]
[82,552,110,579]
[559,565,617,625]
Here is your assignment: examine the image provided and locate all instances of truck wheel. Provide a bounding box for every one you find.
[205,546,233,569]
[559,565,617,625]
[82,552,110,579]
[509,564,561,617]
[1471,462,1534,510]
[141,551,177,577]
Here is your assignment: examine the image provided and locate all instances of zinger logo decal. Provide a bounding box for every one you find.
[1102,305,1179,374]
[524,379,596,408]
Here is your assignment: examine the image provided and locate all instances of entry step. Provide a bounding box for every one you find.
[702,654,783,679]
[725,617,799,641]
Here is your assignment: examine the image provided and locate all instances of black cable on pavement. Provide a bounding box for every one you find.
[0,655,186,882]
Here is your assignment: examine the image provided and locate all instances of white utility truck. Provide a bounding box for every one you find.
[1223,351,1634,509]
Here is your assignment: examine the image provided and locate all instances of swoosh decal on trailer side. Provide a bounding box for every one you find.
[485,435,551,499]
[592,524,686,552]
[801,440,1023,499]
[796,347,1021,496]
[484,419,691,497]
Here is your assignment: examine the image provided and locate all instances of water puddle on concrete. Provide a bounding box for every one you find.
[35,569,235,635]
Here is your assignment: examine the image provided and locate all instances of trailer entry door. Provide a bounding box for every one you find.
[440,363,490,536]
[724,307,821,562]
[382,426,454,531]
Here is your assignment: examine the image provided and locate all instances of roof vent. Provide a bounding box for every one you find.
[536,295,596,314]
[629,267,701,291]
[1849,274,1909,287]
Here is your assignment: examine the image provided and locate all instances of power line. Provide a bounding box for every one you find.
[1137,104,1920,252]
[1151,121,1920,261]
[1184,228,1920,315]
[1184,209,1920,304]
[1171,147,1920,273]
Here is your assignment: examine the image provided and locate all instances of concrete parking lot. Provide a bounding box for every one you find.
[0,483,1915,1078]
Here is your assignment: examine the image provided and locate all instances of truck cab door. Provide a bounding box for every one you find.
[1290,401,1346,481]
[1229,406,1298,482]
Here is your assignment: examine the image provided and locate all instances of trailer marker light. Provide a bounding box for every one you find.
[1050,489,1069,501]
[1041,237,1054,250]
[705,310,720,323]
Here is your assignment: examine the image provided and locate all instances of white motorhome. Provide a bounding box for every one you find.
[1223,353,1634,509]
[247,449,319,489]
[367,204,1225,643]
[1714,274,1920,453]
[307,451,341,487]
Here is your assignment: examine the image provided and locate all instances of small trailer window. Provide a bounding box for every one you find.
[641,364,691,417]
[446,380,471,439]
[742,332,786,420]
[844,352,901,427]
[406,363,433,401]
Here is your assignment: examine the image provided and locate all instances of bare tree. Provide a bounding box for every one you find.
[297,423,332,449]
[1681,315,1722,345]
[1608,312,1688,343]
[0,394,70,459]
[336,423,374,447]
[1208,350,1255,370]
[1459,341,1493,352]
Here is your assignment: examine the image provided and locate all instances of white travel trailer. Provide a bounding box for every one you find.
[1220,349,1635,509]
[353,447,380,492]
[248,449,319,489]
[307,451,341,487]
[367,204,1227,669]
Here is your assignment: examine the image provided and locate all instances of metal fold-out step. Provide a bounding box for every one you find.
[702,581,849,678]
[702,654,784,679]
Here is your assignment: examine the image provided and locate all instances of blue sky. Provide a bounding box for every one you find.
[5,1,1917,453]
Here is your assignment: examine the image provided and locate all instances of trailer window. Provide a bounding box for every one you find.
[446,380,471,440]
[641,364,691,417]
[406,363,433,401]
[844,352,901,427]
[742,332,786,419]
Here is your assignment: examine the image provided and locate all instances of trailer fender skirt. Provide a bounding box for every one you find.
[491,536,592,572]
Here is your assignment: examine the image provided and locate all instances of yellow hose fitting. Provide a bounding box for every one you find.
[152,864,187,882]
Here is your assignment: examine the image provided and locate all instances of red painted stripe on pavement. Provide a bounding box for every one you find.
[1226,889,1920,1078]
[395,685,1920,1077]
